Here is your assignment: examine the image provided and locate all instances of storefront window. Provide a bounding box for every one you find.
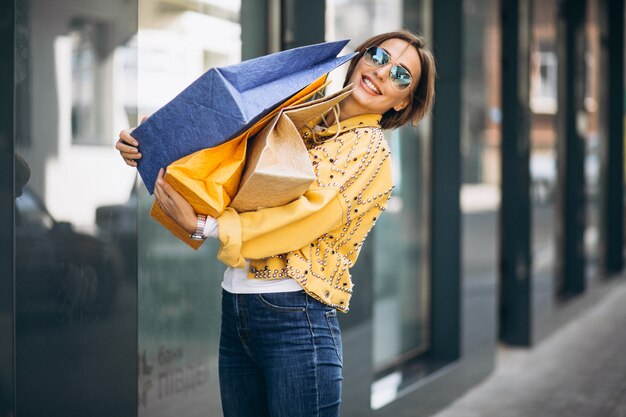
[136,1,241,416]
[327,0,432,409]
[583,0,602,284]
[460,0,501,302]
[13,0,138,414]
[70,20,102,145]
[530,0,558,320]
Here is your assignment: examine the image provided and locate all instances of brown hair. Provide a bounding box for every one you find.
[343,30,436,130]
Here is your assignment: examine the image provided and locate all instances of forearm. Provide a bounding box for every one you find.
[215,188,344,267]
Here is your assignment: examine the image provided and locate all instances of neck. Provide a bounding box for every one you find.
[323,98,364,126]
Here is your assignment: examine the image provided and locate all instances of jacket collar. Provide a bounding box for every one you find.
[313,114,382,137]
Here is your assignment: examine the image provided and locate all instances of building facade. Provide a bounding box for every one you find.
[0,0,624,416]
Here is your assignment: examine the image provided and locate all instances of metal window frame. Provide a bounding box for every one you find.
[429,0,463,361]
[555,0,587,297]
[0,0,15,415]
[601,0,625,274]
[499,0,533,346]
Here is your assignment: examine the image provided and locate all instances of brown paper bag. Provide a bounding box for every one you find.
[230,85,354,213]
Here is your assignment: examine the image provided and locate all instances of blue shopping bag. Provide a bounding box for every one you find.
[133,39,355,193]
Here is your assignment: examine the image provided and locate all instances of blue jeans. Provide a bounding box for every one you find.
[219,290,343,417]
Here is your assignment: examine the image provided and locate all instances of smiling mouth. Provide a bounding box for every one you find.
[362,77,381,95]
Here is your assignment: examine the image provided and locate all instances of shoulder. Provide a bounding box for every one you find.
[332,124,387,150]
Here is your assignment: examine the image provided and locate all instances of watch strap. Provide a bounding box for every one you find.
[189,214,207,241]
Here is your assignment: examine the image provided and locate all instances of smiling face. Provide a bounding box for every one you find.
[343,38,422,118]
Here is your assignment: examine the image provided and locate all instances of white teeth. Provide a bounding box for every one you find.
[363,77,380,94]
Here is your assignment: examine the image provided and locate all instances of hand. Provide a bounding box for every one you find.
[116,116,147,167]
[154,168,198,234]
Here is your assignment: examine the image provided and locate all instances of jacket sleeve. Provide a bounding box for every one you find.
[216,188,344,268]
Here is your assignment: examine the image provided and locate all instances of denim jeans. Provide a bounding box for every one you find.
[219,290,343,417]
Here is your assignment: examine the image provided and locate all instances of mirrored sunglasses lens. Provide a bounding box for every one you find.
[390,65,411,89]
[366,47,389,66]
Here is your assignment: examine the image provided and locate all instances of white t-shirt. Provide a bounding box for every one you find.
[221,263,303,293]
[203,216,302,294]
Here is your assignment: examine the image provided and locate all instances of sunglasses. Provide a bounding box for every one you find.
[362,46,413,92]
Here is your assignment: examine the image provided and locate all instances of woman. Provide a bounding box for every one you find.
[117,30,435,417]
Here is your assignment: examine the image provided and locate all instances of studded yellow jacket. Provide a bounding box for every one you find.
[215,113,393,312]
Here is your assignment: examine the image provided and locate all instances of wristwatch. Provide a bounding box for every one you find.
[189,214,207,241]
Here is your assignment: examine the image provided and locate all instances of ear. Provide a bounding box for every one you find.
[393,98,410,112]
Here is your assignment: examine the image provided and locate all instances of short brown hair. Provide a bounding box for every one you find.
[343,30,436,130]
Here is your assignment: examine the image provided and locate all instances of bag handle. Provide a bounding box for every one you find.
[318,104,342,142]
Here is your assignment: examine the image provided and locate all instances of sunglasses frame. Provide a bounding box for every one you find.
[362,46,413,92]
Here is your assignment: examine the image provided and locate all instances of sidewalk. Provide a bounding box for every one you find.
[431,278,626,417]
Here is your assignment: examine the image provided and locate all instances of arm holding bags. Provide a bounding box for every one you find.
[149,136,247,249]
[150,78,329,249]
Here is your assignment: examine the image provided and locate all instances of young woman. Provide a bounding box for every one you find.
[117,30,435,417]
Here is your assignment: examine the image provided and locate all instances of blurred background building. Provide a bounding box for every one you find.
[0,0,624,416]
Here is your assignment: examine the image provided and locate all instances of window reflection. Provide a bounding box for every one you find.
[530,0,558,314]
[70,19,101,145]
[136,1,241,416]
[16,185,123,319]
[327,0,431,409]
[461,0,501,285]
[372,129,430,370]
[15,4,137,318]
[583,0,602,283]
[15,187,54,231]
[531,50,558,115]
[14,0,138,413]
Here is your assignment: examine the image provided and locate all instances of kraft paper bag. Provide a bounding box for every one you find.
[132,40,356,193]
[149,77,331,249]
[230,84,354,213]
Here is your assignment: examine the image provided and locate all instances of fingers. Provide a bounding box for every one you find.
[115,140,140,155]
[117,148,141,167]
[116,128,141,167]
[154,168,168,205]
[154,168,197,233]
[155,169,177,204]
[153,175,169,215]
[157,170,178,198]
[119,128,138,146]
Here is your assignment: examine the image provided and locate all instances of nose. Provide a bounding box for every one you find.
[373,63,390,81]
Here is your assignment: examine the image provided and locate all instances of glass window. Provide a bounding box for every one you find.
[531,50,558,114]
[70,19,101,145]
[460,0,501,341]
[15,187,54,231]
[14,0,139,415]
[372,126,430,371]
[326,0,432,410]
[530,0,558,319]
[583,0,602,284]
[136,2,241,416]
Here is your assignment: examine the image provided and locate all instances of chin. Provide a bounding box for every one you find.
[350,87,385,114]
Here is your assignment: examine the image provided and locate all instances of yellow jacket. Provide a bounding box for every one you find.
[215,114,394,312]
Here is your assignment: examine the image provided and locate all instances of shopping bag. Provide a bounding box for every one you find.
[149,77,330,249]
[230,85,354,213]
[132,39,356,193]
